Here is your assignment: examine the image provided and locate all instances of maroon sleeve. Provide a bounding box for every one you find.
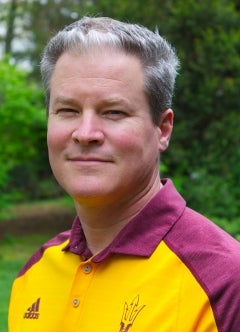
[165,207,240,332]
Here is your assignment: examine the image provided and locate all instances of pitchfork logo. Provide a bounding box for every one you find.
[119,295,145,332]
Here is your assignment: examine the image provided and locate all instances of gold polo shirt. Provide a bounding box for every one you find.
[8,180,240,331]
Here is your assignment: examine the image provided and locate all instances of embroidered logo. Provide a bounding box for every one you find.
[119,295,145,332]
[23,298,41,319]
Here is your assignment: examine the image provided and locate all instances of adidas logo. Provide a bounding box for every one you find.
[23,298,41,319]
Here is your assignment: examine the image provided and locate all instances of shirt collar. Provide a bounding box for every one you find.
[63,179,186,262]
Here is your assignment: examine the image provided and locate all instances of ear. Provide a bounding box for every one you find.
[157,109,174,152]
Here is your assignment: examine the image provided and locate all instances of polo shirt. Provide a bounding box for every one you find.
[8,179,240,331]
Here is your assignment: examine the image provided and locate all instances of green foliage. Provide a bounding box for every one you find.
[212,217,240,241]
[160,0,240,219]
[0,58,47,215]
[0,58,45,165]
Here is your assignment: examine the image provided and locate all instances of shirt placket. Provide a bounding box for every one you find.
[61,259,96,331]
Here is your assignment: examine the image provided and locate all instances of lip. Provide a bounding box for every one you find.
[67,155,112,164]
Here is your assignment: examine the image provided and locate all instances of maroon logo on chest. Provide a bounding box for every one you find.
[119,295,145,331]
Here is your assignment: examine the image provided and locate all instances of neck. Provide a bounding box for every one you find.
[74,176,162,255]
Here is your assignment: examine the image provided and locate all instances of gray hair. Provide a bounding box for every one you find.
[40,17,179,124]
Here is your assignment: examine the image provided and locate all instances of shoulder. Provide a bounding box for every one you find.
[165,206,240,277]
[17,229,71,278]
[164,207,240,330]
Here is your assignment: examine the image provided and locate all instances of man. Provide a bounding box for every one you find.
[9,17,240,331]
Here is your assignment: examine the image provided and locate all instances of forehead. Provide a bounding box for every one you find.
[50,49,146,97]
[54,48,143,77]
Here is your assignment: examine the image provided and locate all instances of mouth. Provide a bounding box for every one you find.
[67,155,112,165]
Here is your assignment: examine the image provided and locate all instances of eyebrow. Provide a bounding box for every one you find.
[99,97,131,108]
[51,96,132,109]
[50,96,78,107]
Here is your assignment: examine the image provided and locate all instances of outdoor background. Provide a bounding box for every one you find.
[0,0,240,330]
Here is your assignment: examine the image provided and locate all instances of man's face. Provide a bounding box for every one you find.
[47,50,172,207]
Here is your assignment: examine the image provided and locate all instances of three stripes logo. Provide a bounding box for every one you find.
[23,298,41,319]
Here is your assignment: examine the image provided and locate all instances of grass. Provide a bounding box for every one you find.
[1,195,74,220]
[0,234,53,332]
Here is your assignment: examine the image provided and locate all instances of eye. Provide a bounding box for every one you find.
[56,108,79,116]
[103,110,128,120]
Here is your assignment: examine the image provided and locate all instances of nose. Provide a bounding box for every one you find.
[71,111,105,146]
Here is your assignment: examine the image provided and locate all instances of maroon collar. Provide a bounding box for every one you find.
[63,179,186,262]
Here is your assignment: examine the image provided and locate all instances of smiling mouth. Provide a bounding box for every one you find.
[71,160,107,164]
[67,156,112,165]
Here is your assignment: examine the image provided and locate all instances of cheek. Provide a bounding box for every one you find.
[47,126,68,176]
[114,130,140,153]
[47,124,68,153]
[114,128,152,159]
[47,130,58,153]
[133,130,159,164]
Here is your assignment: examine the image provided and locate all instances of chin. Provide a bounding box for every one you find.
[69,186,108,200]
